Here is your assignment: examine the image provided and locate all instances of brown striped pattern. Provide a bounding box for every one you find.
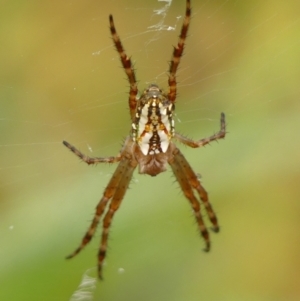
[168,0,191,102]
[109,15,138,122]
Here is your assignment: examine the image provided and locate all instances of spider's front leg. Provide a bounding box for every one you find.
[65,151,138,280]
[168,147,213,252]
[63,140,122,165]
[65,153,129,261]
[97,155,137,279]
[175,112,226,148]
[168,146,214,252]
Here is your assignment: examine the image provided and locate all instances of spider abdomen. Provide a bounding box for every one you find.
[132,84,175,156]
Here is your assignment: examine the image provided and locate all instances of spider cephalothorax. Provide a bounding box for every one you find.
[64,0,226,279]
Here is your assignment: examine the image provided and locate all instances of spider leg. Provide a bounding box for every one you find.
[172,148,219,233]
[97,156,137,279]
[175,112,226,148]
[66,155,132,260]
[63,140,122,165]
[168,0,191,103]
[169,146,212,252]
[109,15,138,122]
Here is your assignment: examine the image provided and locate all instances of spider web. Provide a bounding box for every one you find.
[1,0,300,300]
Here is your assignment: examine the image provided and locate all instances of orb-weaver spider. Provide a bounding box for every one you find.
[63,0,226,279]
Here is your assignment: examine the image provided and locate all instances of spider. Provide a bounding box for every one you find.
[63,0,226,280]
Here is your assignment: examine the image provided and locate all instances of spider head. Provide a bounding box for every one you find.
[132,84,175,156]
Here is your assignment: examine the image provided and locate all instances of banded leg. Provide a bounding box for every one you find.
[109,15,138,122]
[65,155,134,261]
[175,113,226,148]
[97,157,137,279]
[169,147,211,252]
[172,148,219,233]
[168,0,191,102]
[63,140,121,165]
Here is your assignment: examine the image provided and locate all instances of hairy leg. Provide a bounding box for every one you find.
[169,147,211,251]
[97,156,137,279]
[175,113,226,148]
[66,156,135,260]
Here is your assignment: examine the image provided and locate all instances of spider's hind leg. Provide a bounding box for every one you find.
[109,15,138,122]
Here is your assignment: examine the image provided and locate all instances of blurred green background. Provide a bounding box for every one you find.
[1,0,300,300]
